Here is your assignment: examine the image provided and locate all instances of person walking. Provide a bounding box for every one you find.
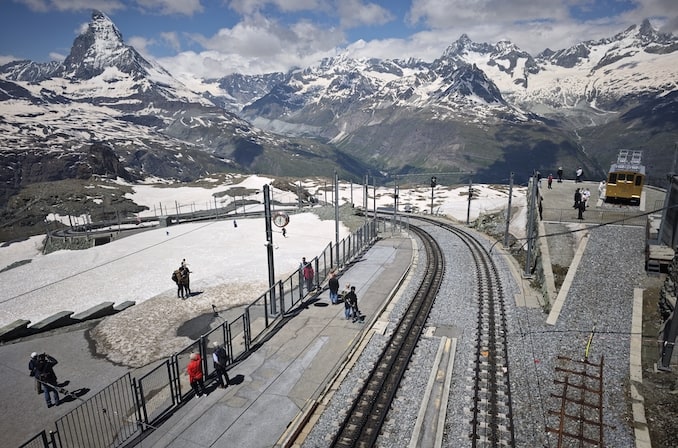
[187,353,207,397]
[28,352,42,394]
[32,353,60,407]
[547,174,553,189]
[302,259,315,294]
[212,342,230,389]
[575,167,583,183]
[328,271,340,305]
[557,166,563,183]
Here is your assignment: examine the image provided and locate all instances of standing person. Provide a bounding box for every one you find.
[187,353,206,397]
[344,286,360,321]
[557,166,563,183]
[180,265,191,296]
[172,268,185,298]
[302,259,315,293]
[577,200,586,220]
[575,167,583,183]
[33,353,59,408]
[328,271,340,305]
[573,188,581,209]
[598,180,606,199]
[28,352,42,394]
[211,342,230,389]
[547,174,553,189]
[582,188,591,207]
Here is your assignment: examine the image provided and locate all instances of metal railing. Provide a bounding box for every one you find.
[541,207,649,226]
[20,218,378,448]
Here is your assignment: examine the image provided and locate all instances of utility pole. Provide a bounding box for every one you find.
[393,176,399,233]
[263,185,277,315]
[524,171,537,278]
[334,171,340,267]
[504,172,514,248]
[364,173,369,225]
[466,179,472,225]
[430,176,437,215]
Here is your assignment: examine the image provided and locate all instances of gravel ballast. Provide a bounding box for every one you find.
[302,222,645,447]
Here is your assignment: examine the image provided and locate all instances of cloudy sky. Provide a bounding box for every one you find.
[1,0,676,80]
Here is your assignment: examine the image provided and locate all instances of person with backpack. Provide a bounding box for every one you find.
[28,352,43,394]
[212,342,230,389]
[32,353,60,407]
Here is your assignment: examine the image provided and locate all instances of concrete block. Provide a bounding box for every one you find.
[29,311,75,331]
[0,319,32,341]
[114,301,136,312]
[71,302,115,321]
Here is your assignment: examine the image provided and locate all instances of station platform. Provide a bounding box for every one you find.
[136,235,414,448]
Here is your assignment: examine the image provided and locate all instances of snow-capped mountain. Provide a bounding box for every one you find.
[227,19,677,184]
[0,11,366,210]
[1,11,677,242]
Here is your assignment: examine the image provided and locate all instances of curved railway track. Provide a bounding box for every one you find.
[330,224,445,447]
[329,217,516,447]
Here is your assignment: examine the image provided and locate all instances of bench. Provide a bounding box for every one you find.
[29,311,76,331]
[71,302,115,321]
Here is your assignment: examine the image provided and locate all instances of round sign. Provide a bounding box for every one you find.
[273,212,289,228]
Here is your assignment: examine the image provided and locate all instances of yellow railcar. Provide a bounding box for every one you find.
[605,150,645,204]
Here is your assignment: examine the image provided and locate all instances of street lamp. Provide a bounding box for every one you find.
[263,185,277,315]
[430,176,437,214]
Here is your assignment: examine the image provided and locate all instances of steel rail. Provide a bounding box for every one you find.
[330,224,444,448]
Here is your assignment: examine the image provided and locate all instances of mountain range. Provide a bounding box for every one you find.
[0,10,677,240]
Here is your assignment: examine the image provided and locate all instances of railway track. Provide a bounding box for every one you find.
[326,217,516,447]
[329,223,444,447]
[420,217,515,447]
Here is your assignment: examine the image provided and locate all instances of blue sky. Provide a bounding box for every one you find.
[0,0,676,80]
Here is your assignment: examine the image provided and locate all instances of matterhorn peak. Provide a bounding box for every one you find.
[61,9,153,79]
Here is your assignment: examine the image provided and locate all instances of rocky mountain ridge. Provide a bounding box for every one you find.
[1,11,677,241]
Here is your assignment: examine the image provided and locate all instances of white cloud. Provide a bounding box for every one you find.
[336,0,395,28]
[227,0,327,15]
[160,31,181,52]
[159,16,345,77]
[17,0,126,13]
[0,54,20,64]
[128,36,154,55]
[48,51,66,61]
[135,0,204,15]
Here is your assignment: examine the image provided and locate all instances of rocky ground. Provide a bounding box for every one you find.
[475,211,678,447]
[640,278,678,448]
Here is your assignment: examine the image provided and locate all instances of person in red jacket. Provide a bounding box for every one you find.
[187,353,206,397]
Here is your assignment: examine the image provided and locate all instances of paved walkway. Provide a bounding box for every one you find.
[136,236,413,448]
[2,235,412,448]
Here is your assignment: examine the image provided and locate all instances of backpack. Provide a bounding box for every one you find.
[214,347,228,366]
[171,270,179,283]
